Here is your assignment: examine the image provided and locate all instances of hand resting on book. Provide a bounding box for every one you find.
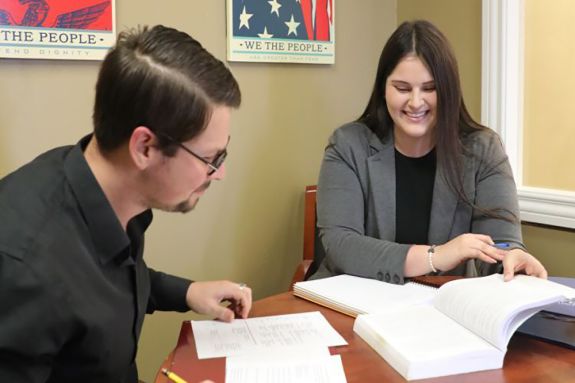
[500,248,547,281]
[408,233,547,281]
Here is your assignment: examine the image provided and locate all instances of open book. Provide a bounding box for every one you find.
[293,274,437,317]
[353,274,575,380]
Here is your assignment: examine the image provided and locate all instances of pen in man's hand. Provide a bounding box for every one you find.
[161,368,188,383]
[493,242,510,249]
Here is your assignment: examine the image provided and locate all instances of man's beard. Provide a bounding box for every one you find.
[170,181,211,214]
[172,197,199,213]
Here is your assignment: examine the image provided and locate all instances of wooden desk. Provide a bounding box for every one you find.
[155,292,575,383]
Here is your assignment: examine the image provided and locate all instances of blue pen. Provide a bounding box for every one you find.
[493,242,510,249]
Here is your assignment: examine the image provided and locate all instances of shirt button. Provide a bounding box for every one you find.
[393,274,400,284]
[376,271,384,281]
[384,273,391,282]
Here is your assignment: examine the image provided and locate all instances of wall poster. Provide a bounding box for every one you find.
[0,0,115,60]
[227,0,335,64]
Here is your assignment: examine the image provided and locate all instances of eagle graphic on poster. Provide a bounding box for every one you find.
[0,0,110,29]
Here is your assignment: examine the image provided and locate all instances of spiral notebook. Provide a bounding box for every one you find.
[293,274,437,317]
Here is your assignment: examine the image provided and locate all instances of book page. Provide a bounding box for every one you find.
[433,274,575,350]
[294,274,437,316]
[226,352,347,383]
[191,311,347,359]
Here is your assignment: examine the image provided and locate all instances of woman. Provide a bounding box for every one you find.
[310,20,546,284]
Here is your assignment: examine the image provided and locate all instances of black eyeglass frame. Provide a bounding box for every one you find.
[157,132,228,176]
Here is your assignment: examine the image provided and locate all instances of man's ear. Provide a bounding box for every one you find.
[129,126,159,170]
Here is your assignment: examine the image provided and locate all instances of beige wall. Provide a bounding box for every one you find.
[0,1,396,380]
[523,0,575,191]
[398,0,575,277]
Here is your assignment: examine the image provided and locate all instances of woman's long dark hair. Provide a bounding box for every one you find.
[359,20,514,221]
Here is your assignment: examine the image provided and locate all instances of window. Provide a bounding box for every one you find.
[482,0,575,228]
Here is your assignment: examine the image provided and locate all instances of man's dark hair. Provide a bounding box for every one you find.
[93,25,241,156]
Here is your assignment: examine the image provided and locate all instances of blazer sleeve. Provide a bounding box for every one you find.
[315,125,410,284]
[467,131,525,274]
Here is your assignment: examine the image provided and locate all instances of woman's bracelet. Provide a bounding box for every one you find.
[427,245,438,273]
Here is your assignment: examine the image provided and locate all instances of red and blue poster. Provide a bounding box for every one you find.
[227,0,335,64]
[0,0,115,60]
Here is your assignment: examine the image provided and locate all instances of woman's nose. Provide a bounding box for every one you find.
[408,89,425,109]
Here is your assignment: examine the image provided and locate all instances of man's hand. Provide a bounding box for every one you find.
[186,280,252,322]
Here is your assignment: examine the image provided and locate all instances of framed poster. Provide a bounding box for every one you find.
[0,0,115,60]
[226,0,335,64]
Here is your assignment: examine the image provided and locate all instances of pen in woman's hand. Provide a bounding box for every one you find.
[493,242,510,249]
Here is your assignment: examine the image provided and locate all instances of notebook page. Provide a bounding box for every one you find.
[433,274,575,350]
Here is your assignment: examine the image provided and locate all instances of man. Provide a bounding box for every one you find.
[0,25,252,382]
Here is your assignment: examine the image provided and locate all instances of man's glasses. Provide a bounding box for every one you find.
[158,132,228,176]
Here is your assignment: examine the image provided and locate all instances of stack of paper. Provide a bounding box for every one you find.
[191,311,348,383]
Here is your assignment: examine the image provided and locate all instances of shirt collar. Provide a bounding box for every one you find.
[64,134,152,265]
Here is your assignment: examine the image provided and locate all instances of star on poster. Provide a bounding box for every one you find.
[226,0,335,64]
[0,0,115,60]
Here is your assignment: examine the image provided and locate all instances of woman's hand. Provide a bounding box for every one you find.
[501,248,547,281]
[432,234,547,281]
[432,233,506,271]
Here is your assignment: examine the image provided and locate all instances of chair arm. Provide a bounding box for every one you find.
[290,260,313,290]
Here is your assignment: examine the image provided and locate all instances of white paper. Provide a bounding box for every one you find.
[225,353,347,383]
[191,311,347,359]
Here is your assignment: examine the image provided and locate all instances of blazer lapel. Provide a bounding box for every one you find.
[365,131,465,246]
[366,134,396,241]
[428,155,467,245]
[429,154,478,277]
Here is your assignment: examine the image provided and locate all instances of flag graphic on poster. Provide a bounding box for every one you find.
[227,0,335,64]
[0,0,115,60]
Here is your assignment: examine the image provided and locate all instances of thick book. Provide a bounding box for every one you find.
[293,274,437,317]
[353,274,575,380]
[538,276,575,317]
[516,276,575,349]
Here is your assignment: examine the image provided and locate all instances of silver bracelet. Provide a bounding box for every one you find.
[427,245,438,273]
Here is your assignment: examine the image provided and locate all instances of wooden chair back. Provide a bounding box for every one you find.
[290,185,323,289]
[303,185,318,262]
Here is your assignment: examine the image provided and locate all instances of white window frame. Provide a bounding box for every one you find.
[482,0,575,229]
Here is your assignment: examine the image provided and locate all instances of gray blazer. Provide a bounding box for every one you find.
[311,122,523,284]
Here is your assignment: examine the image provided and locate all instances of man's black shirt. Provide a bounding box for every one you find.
[0,136,192,382]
